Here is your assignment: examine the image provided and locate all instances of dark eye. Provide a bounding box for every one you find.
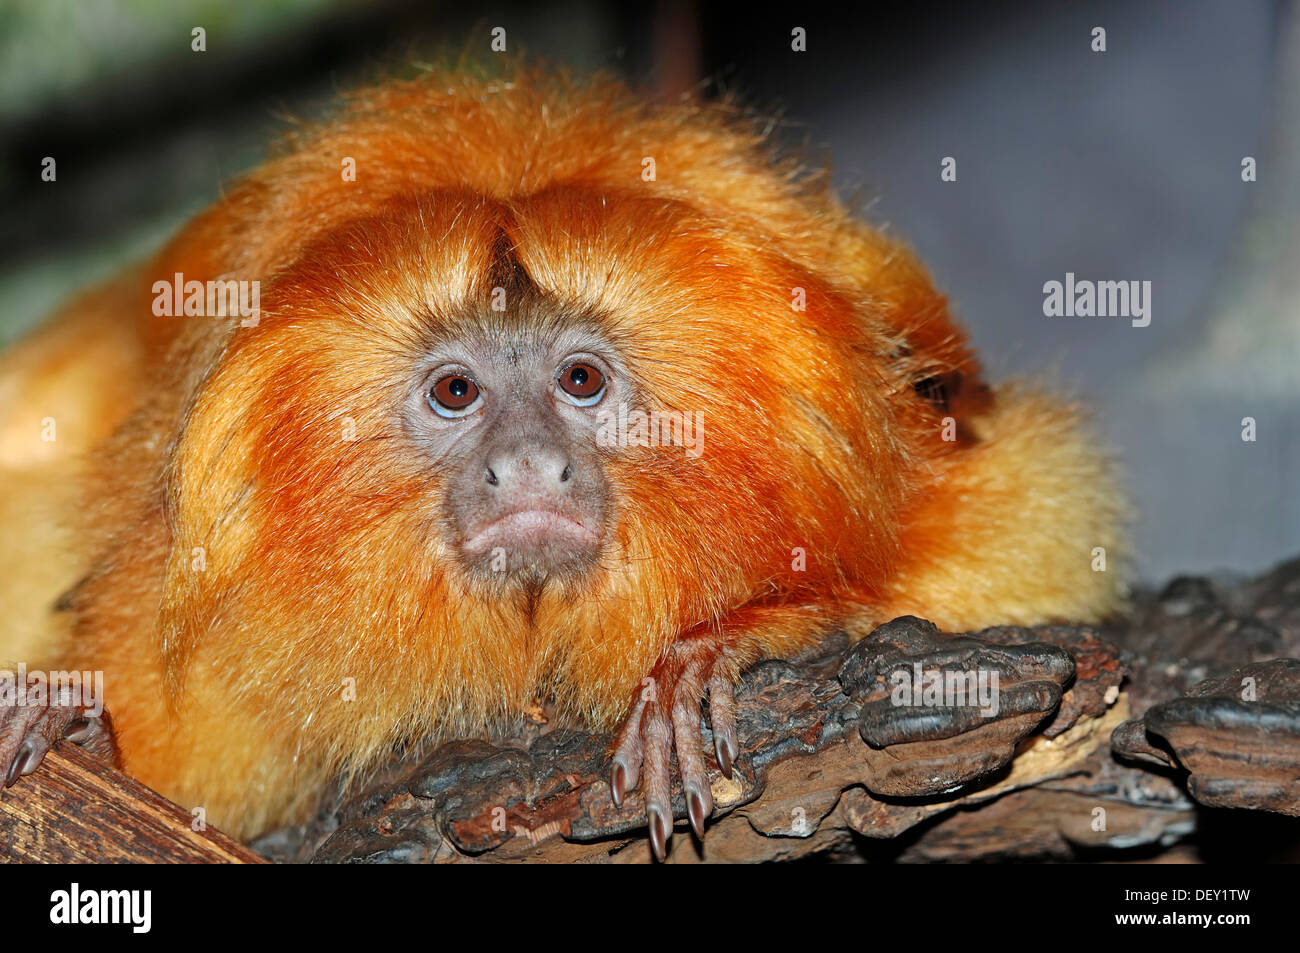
[429,374,481,418]
[557,363,606,406]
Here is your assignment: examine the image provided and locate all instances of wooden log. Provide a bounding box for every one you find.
[0,744,263,863]
[267,558,1300,862]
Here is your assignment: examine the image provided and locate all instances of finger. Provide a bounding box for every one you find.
[707,672,738,778]
[672,684,713,839]
[609,694,649,807]
[642,702,674,861]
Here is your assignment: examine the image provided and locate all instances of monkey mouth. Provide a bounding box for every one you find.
[461,509,600,557]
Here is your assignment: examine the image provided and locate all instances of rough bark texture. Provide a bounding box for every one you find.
[251,557,1300,864]
[0,744,264,863]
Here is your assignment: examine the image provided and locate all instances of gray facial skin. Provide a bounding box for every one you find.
[404,319,621,586]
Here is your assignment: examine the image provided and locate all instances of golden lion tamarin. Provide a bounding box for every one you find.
[0,67,1126,857]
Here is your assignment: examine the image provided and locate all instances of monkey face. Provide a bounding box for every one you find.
[190,186,910,630]
[404,324,617,583]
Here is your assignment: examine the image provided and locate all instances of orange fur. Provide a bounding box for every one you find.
[0,67,1126,839]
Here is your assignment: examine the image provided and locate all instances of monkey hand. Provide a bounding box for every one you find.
[0,669,118,787]
[608,632,741,861]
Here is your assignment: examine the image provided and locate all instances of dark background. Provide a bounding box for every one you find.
[1,0,1294,583]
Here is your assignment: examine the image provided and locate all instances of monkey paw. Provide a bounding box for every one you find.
[608,636,740,861]
[0,670,117,787]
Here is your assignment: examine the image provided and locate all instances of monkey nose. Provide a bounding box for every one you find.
[483,446,573,491]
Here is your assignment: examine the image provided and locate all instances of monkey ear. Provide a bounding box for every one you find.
[912,372,952,413]
[885,337,963,416]
[910,367,995,450]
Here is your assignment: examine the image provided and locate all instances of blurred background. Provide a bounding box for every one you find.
[0,0,1295,584]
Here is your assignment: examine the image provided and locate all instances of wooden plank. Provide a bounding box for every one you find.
[0,744,265,863]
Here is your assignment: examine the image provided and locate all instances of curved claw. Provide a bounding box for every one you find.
[647,806,670,862]
[685,786,711,840]
[609,761,627,808]
[5,740,35,787]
